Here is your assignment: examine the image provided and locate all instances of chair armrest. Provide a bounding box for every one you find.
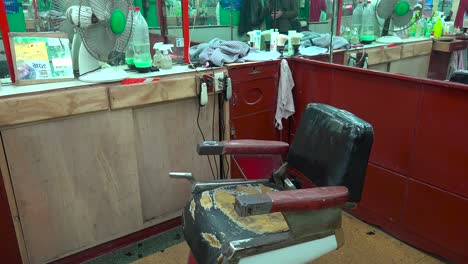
[197,140,289,156]
[234,186,349,217]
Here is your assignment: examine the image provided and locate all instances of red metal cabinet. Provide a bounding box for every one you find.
[228,61,282,179]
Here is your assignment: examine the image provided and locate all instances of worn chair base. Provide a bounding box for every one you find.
[186,232,344,264]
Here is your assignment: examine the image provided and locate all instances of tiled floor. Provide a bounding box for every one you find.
[134,213,445,264]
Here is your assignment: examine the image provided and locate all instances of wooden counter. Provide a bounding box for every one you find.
[0,67,227,264]
[345,38,433,78]
[0,67,226,127]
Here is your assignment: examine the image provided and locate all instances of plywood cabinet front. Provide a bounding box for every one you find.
[1,97,219,264]
[3,110,143,264]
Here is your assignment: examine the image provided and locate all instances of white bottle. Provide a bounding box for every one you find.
[132,7,152,72]
[360,0,375,43]
[352,0,364,36]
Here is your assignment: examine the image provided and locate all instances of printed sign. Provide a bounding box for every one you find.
[9,32,74,85]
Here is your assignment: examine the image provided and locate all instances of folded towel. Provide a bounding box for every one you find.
[198,39,252,66]
[275,59,295,130]
[312,34,350,50]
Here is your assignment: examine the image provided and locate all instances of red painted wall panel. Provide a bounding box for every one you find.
[329,69,421,175]
[290,58,468,262]
[403,179,468,263]
[291,63,333,124]
[412,84,468,198]
[356,164,407,224]
[0,171,22,264]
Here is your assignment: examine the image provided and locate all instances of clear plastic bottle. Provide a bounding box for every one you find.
[360,0,375,43]
[125,7,138,68]
[350,28,360,45]
[416,15,426,37]
[160,44,174,70]
[132,7,152,72]
[351,0,364,36]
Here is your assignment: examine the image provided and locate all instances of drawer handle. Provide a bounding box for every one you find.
[231,93,238,106]
[249,70,262,75]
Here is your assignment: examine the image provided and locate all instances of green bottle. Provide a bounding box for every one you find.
[409,13,417,37]
[425,18,433,37]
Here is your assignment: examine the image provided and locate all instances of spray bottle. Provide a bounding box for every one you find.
[153,42,163,67]
[160,44,174,70]
[433,13,444,38]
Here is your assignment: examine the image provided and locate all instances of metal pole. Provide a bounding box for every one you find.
[0,0,15,82]
[182,0,190,63]
[329,0,340,63]
[230,0,234,40]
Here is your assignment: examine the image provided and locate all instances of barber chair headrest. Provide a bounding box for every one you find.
[287,103,374,203]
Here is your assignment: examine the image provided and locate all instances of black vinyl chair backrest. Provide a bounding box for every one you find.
[287,103,374,202]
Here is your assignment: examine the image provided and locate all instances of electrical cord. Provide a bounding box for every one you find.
[77,66,102,78]
[211,77,219,180]
[197,101,216,180]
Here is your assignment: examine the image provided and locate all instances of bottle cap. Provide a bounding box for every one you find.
[134,6,141,11]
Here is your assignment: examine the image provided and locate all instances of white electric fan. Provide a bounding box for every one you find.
[375,0,420,43]
[50,0,134,83]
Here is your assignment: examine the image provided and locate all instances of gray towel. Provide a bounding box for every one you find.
[197,39,252,66]
[311,34,350,50]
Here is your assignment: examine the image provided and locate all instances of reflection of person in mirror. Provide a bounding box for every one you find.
[17,63,36,80]
[266,0,299,34]
[309,0,327,22]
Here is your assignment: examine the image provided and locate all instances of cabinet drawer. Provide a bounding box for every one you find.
[228,61,279,82]
[230,78,278,118]
[401,41,433,58]
[432,39,467,52]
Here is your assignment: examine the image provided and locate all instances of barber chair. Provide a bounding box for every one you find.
[170,103,374,264]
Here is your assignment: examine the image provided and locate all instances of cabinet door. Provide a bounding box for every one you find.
[228,62,282,179]
[2,110,143,264]
[230,79,277,118]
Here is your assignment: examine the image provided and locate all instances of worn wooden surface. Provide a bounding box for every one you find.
[0,86,109,127]
[1,94,224,263]
[367,46,402,66]
[109,69,226,110]
[134,96,219,222]
[389,55,431,78]
[0,68,227,127]
[2,110,143,264]
[400,41,433,58]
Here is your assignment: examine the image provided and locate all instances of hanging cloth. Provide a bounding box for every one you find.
[275,59,295,130]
